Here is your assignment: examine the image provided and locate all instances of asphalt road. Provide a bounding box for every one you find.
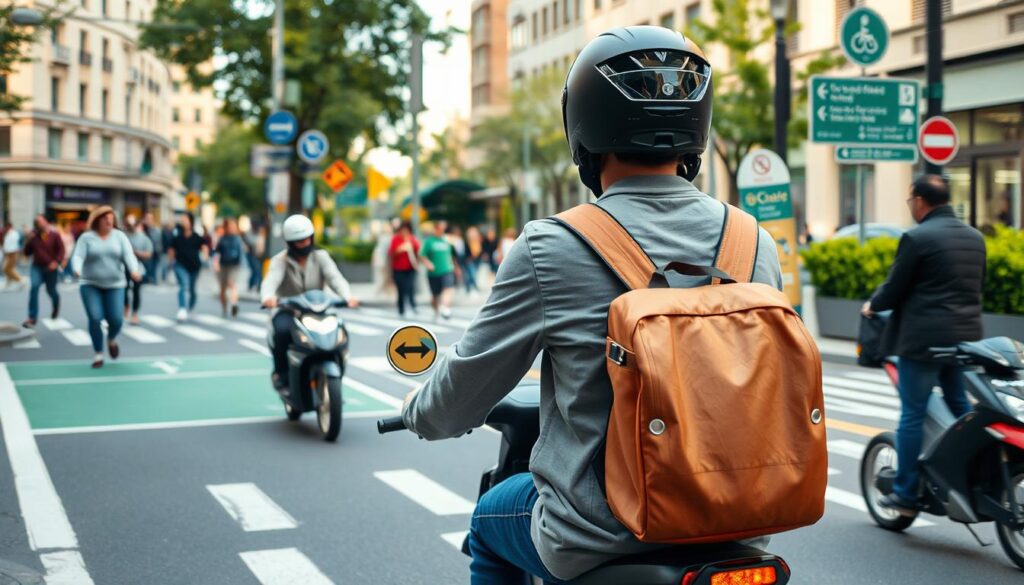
[0,276,1020,584]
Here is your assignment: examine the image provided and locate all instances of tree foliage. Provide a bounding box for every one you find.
[421,127,465,184]
[0,5,60,114]
[140,0,453,210]
[179,123,265,215]
[687,0,844,203]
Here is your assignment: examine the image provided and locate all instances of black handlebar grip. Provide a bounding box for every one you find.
[377,416,407,434]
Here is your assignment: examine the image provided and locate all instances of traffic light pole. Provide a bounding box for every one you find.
[409,35,423,238]
[265,0,286,258]
[925,0,943,175]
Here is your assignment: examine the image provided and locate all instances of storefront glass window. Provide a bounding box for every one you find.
[946,110,971,146]
[946,165,972,223]
[974,104,1023,145]
[48,129,62,159]
[977,156,1021,229]
[838,166,875,231]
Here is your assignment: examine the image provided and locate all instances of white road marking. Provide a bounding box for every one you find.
[342,321,384,336]
[0,364,80,549]
[441,531,468,550]
[193,313,266,338]
[40,550,95,585]
[13,338,41,349]
[824,397,899,421]
[31,410,397,436]
[208,483,299,532]
[828,467,841,476]
[825,486,934,527]
[239,338,272,357]
[828,439,867,460]
[60,329,92,346]
[843,371,893,385]
[241,313,270,324]
[374,469,476,516]
[41,318,73,331]
[823,376,897,396]
[239,548,334,585]
[361,307,473,328]
[343,376,404,408]
[174,324,222,341]
[139,314,175,328]
[120,326,167,344]
[348,357,424,389]
[344,311,454,333]
[17,369,263,387]
[824,385,901,408]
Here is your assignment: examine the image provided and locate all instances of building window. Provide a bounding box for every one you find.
[126,0,132,20]
[660,12,675,29]
[473,46,488,78]
[0,127,10,156]
[511,15,527,50]
[472,85,490,107]
[786,1,799,54]
[194,137,202,150]
[101,136,112,163]
[975,104,1024,145]
[48,128,62,159]
[594,0,601,10]
[563,0,570,25]
[532,12,538,40]
[473,7,488,39]
[552,1,559,31]
[101,89,109,120]
[911,0,951,22]
[79,83,87,115]
[0,75,6,96]
[575,0,582,21]
[194,109,201,123]
[101,0,107,16]
[172,107,180,122]
[172,136,180,150]
[77,132,89,161]
[1010,11,1024,34]
[50,77,60,111]
[172,81,181,93]
[685,2,701,24]
[542,7,549,36]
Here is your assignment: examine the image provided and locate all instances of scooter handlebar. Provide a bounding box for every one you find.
[377,416,407,434]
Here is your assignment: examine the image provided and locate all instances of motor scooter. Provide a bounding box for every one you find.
[266,289,350,442]
[379,382,792,584]
[860,336,1024,570]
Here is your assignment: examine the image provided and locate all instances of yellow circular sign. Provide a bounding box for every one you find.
[386,325,439,376]
[185,192,201,211]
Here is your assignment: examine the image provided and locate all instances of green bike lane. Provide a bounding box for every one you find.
[6,353,400,433]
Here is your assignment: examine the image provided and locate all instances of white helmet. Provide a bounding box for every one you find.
[282,214,314,243]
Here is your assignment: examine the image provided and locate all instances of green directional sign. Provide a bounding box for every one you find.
[841,7,889,67]
[809,76,919,146]
[835,146,918,164]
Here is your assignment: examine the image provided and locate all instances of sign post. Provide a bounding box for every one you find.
[263,110,298,256]
[737,149,801,313]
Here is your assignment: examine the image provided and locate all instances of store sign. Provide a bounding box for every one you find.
[46,185,109,203]
[737,149,801,312]
[809,76,919,146]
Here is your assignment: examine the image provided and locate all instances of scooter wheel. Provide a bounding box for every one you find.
[317,375,343,442]
[995,463,1024,571]
[284,401,302,421]
[860,432,917,531]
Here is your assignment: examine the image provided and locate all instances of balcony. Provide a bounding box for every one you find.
[102,58,113,73]
[51,45,71,66]
[79,51,93,67]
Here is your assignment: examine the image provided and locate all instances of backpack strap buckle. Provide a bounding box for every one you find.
[608,342,628,366]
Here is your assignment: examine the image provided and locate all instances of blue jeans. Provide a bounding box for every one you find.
[894,358,972,502]
[461,259,479,292]
[173,264,199,310]
[80,285,124,353]
[28,265,59,320]
[468,473,563,585]
[246,253,262,291]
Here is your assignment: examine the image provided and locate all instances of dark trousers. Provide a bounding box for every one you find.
[393,269,417,316]
[124,272,142,314]
[28,264,59,320]
[246,253,263,291]
[894,358,972,502]
[271,310,293,378]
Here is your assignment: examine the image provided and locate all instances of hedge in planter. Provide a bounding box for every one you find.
[800,226,1024,315]
[322,239,376,264]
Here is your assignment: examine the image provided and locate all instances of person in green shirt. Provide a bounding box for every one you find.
[419,220,459,320]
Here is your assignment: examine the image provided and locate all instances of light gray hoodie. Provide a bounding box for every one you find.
[70,230,140,289]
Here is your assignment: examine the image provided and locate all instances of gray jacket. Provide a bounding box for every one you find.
[403,176,784,580]
[70,230,140,289]
[260,249,353,302]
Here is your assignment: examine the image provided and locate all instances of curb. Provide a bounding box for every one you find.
[0,323,35,347]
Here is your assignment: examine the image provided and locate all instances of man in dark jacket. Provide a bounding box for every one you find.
[22,214,66,327]
[863,174,986,515]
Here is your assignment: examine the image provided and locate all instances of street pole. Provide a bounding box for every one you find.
[265,0,285,257]
[857,67,867,245]
[773,14,790,164]
[521,126,531,229]
[924,0,943,175]
[409,34,424,238]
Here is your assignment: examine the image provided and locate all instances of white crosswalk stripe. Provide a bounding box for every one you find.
[843,371,894,385]
[239,548,333,585]
[240,313,269,324]
[342,321,383,336]
[360,307,473,329]
[825,397,899,421]
[828,439,867,460]
[139,315,175,328]
[192,314,265,338]
[374,469,476,516]
[174,324,222,342]
[13,339,41,349]
[343,311,454,334]
[823,385,901,408]
[119,326,167,344]
[207,483,298,532]
[42,318,73,331]
[60,329,93,346]
[823,375,897,396]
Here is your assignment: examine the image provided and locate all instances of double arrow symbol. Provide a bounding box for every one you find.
[396,342,432,359]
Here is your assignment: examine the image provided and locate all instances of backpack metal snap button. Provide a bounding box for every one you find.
[810,409,823,425]
[649,419,666,435]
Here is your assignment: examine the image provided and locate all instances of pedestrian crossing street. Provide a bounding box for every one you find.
[8,306,478,352]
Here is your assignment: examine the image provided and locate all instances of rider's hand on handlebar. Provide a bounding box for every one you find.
[347,297,360,308]
[861,301,874,318]
[262,296,278,309]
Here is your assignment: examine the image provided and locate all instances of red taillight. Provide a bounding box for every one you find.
[681,571,699,585]
[988,423,1024,450]
[710,567,777,585]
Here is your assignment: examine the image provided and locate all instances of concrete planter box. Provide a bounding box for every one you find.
[815,296,864,340]
[983,312,1024,340]
[815,294,1024,342]
[336,261,373,284]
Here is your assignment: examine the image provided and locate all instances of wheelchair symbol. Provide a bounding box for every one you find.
[850,15,879,55]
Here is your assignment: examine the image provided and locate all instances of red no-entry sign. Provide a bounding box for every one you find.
[918,116,960,166]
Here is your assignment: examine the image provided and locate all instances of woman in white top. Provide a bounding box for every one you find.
[69,206,142,368]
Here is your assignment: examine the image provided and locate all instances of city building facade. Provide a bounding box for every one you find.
[168,64,221,207]
[0,0,176,232]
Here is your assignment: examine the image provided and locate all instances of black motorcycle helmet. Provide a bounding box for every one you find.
[562,26,713,195]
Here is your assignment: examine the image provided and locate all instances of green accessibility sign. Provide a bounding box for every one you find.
[836,145,918,164]
[841,6,889,67]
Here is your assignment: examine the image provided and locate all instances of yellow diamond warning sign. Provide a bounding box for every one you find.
[386,325,438,376]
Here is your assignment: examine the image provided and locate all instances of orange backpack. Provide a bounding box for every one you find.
[555,202,827,544]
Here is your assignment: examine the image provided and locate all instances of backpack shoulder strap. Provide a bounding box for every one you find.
[714,203,759,284]
[553,203,655,291]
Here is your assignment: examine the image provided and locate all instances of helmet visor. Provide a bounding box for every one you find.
[597,50,711,102]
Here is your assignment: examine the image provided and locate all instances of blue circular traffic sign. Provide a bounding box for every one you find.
[264,110,298,145]
[297,130,330,164]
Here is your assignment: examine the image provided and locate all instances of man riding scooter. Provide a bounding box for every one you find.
[261,215,359,389]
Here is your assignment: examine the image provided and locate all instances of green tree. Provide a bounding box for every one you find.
[687,0,843,203]
[140,0,452,211]
[180,123,265,215]
[421,127,465,183]
[0,5,60,114]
